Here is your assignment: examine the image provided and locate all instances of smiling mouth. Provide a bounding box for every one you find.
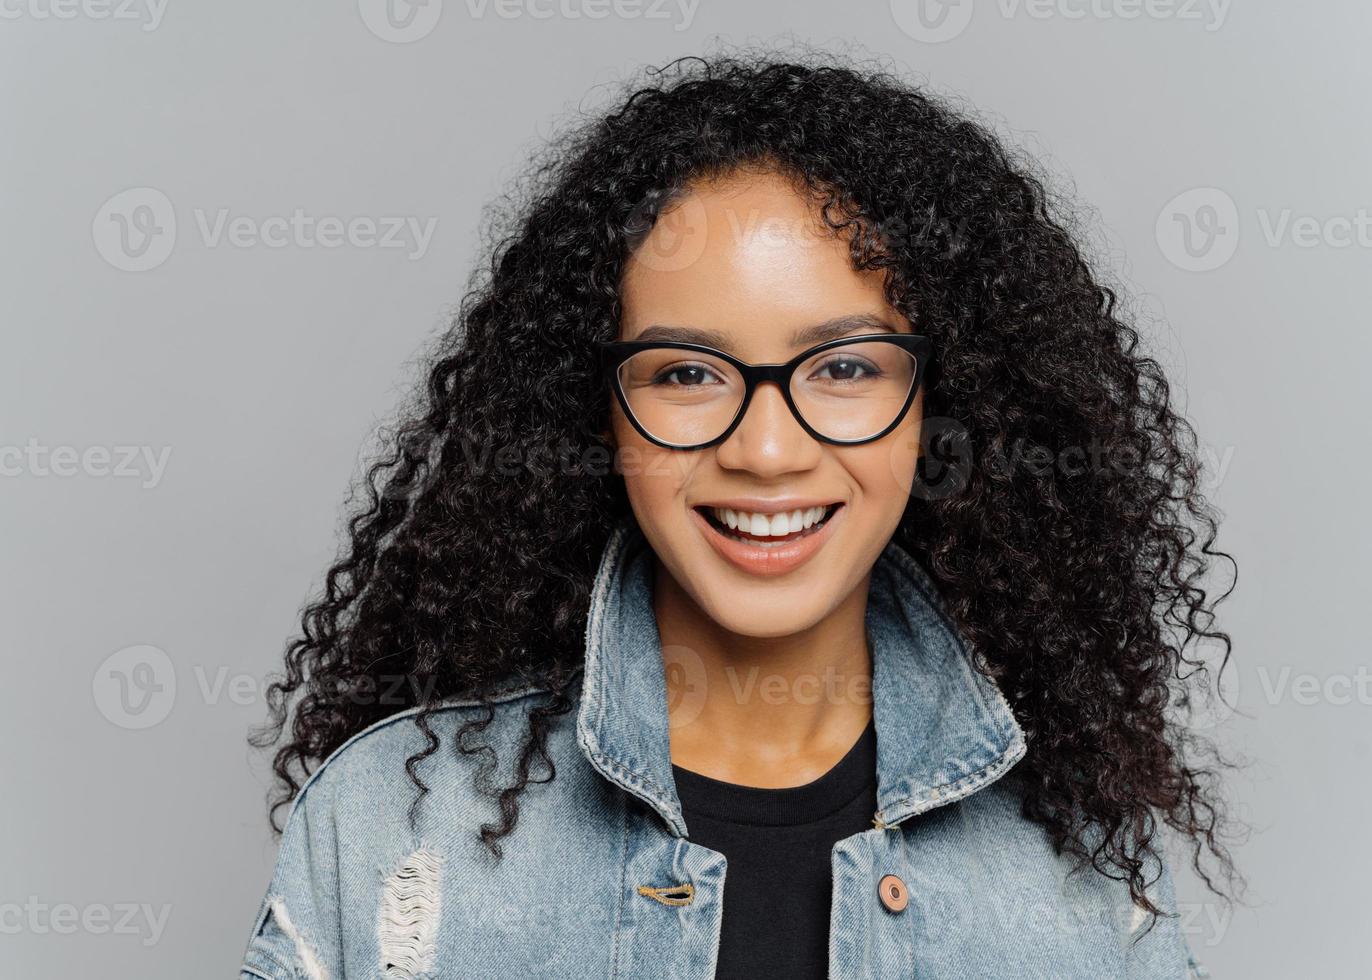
[695,503,843,548]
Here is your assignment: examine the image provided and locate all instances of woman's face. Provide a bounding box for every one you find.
[610,169,923,638]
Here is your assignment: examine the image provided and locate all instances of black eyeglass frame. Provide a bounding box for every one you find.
[596,332,933,450]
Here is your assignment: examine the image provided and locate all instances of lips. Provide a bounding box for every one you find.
[690,502,845,577]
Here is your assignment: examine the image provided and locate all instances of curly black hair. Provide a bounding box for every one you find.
[251,47,1242,924]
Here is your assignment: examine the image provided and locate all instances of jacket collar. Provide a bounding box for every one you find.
[574,516,1026,837]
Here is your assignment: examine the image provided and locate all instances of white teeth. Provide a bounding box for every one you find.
[709,505,830,537]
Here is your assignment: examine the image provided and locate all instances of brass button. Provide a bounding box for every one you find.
[877,873,908,913]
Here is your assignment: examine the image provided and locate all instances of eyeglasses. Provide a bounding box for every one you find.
[597,332,931,450]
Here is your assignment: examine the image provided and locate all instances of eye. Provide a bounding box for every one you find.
[810,355,882,383]
[651,362,727,387]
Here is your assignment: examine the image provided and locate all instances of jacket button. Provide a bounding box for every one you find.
[877,873,909,913]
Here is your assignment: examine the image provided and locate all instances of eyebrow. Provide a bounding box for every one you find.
[628,313,902,350]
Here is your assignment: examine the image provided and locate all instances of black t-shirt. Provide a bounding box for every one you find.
[671,717,879,979]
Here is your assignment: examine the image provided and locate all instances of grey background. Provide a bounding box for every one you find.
[2,1,1367,977]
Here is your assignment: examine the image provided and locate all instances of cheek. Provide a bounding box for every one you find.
[863,403,923,503]
[608,407,692,509]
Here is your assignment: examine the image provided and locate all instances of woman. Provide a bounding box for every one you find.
[239,53,1238,980]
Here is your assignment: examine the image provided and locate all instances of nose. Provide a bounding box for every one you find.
[712,380,822,474]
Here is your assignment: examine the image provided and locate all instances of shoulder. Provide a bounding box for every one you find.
[947,775,1208,976]
[242,684,576,980]
[281,680,567,825]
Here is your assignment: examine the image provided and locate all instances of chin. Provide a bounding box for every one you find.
[690,579,834,639]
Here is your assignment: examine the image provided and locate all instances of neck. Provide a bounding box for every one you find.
[652,556,874,788]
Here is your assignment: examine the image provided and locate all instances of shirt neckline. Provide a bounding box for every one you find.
[670,716,877,827]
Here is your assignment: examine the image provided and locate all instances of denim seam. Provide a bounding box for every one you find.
[240,967,284,980]
[275,684,550,827]
[243,951,292,979]
[578,521,689,833]
[577,732,685,836]
[241,951,292,980]
[242,892,294,980]
[877,732,1027,827]
[880,540,1025,747]
[608,797,631,979]
[585,523,632,747]
[862,539,1028,829]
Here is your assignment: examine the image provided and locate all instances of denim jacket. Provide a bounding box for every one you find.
[239,516,1210,979]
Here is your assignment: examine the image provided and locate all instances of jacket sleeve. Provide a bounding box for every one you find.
[239,777,345,980]
[1123,846,1213,980]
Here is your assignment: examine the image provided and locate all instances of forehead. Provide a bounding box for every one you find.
[619,170,901,354]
